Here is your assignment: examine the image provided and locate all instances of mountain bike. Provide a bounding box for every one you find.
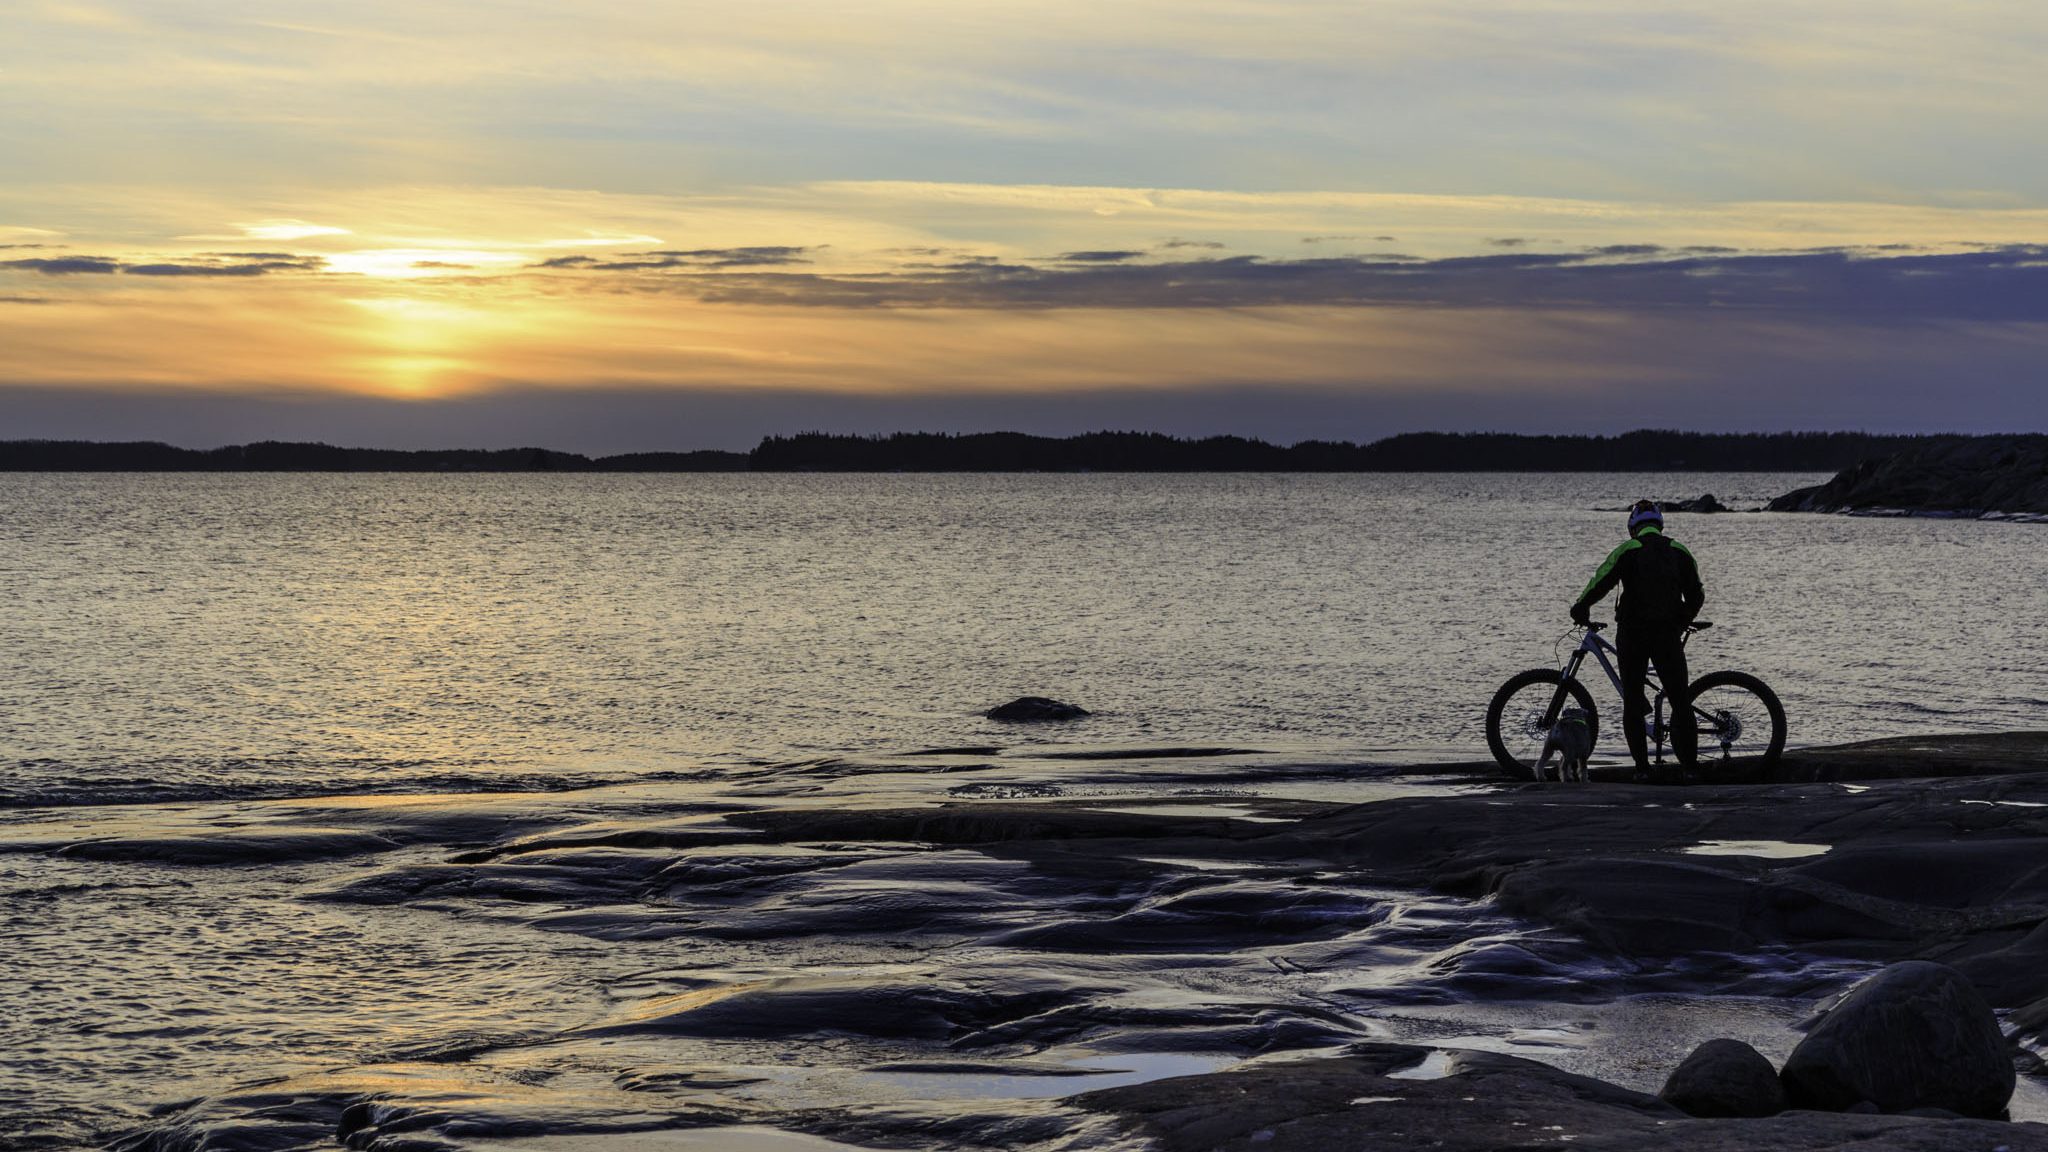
[1484,621,1786,781]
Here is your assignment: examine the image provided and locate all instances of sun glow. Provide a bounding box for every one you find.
[345,296,496,396]
[238,219,352,241]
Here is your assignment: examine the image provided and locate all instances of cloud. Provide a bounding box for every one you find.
[0,295,50,305]
[16,0,2048,206]
[236,220,350,241]
[535,246,812,270]
[532,244,2048,321]
[2,254,324,277]
[636,246,812,265]
[1160,237,1225,249]
[2,256,122,275]
[125,258,325,276]
[1485,237,1531,248]
[1055,250,1146,262]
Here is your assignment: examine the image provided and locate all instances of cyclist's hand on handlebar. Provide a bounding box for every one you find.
[1569,604,1591,627]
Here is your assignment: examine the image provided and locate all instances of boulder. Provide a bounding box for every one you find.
[986,697,1090,721]
[1659,1038,1786,1118]
[1780,961,2014,1118]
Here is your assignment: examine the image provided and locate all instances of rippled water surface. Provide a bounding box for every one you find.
[6,473,2047,1149]
[4,472,2043,802]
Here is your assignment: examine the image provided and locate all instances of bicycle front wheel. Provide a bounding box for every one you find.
[1682,670,1786,777]
[1486,669,1598,779]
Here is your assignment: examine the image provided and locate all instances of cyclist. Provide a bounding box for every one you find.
[1570,499,1705,781]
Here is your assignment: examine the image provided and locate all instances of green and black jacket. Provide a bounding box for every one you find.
[1572,526,1705,632]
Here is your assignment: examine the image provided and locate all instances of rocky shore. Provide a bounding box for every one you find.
[19,733,2048,1151]
[1770,435,2048,518]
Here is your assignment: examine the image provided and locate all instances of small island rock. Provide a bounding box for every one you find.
[986,697,1091,721]
[1659,1038,1786,1118]
[1780,961,2014,1118]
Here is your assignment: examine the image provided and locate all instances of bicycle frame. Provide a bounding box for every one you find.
[1561,628,1634,700]
[1551,626,1689,763]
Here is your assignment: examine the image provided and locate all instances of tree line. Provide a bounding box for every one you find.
[0,430,1959,472]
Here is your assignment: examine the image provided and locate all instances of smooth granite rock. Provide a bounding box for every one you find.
[1661,1038,1787,1118]
[1076,1043,2048,1152]
[1781,961,2015,1118]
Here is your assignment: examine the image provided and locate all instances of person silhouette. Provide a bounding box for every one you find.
[1570,499,1705,780]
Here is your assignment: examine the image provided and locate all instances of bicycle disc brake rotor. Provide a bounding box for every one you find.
[1712,708,1743,747]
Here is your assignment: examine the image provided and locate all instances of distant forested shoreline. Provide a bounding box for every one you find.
[0,431,1974,473]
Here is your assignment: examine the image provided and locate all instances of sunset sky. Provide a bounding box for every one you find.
[6,1,2047,450]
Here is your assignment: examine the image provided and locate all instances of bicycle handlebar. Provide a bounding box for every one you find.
[1573,619,1713,633]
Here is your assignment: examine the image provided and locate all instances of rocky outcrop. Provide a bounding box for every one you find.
[985,696,1090,721]
[1077,1042,2046,1152]
[1663,493,1730,513]
[1769,435,2048,517]
[1780,961,2015,1118]
[1660,1038,1786,1117]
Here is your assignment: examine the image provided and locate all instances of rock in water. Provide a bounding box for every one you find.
[985,697,1090,721]
[1659,1038,1786,1117]
[1662,494,1729,514]
[1780,961,2014,1117]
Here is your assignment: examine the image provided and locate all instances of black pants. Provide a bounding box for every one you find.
[1618,626,1695,769]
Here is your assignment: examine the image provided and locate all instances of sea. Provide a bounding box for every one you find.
[4,473,2045,1149]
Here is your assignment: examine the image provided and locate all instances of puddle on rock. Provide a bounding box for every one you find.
[1681,839,1831,859]
[1386,1049,1455,1080]
[461,1129,875,1152]
[865,1051,1227,1100]
[1087,804,1296,823]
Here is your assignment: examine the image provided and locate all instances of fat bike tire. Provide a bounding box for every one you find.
[1683,670,1787,779]
[1486,669,1598,779]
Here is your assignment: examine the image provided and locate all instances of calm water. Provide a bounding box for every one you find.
[3,472,2044,803]
[7,472,2048,1148]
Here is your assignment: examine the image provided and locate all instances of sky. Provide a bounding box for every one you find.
[4,0,2048,450]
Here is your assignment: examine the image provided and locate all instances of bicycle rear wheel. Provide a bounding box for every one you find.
[1680,670,1786,777]
[1486,669,1598,779]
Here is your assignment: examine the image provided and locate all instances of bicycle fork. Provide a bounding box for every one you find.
[1547,649,1590,728]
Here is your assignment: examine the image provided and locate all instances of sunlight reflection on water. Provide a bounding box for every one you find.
[3,472,2042,804]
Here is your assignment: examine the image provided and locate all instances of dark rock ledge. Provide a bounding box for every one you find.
[1077,1041,2047,1151]
[1770,435,2048,519]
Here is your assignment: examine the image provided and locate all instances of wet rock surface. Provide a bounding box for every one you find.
[1769,435,2048,517]
[10,735,2048,1150]
[985,697,1091,721]
[1661,1038,1787,1117]
[1079,1043,2048,1151]
[1782,962,2016,1118]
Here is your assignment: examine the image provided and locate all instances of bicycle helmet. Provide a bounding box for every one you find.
[1627,499,1663,535]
